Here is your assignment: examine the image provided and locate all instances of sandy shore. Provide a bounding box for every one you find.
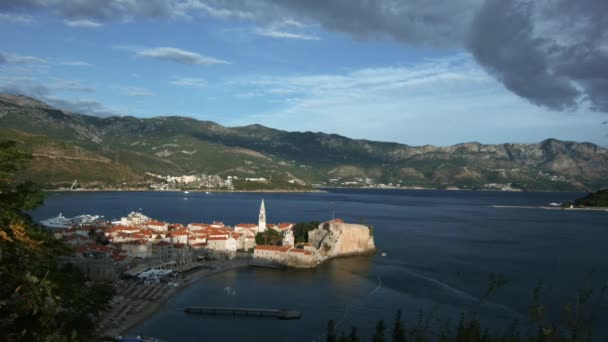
[101,259,249,338]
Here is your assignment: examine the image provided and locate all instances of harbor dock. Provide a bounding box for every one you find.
[184,306,302,320]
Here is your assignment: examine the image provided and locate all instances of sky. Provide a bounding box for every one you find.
[0,0,607,147]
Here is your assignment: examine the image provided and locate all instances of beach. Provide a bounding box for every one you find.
[100,259,249,338]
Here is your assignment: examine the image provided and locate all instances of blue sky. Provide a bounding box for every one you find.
[0,0,606,147]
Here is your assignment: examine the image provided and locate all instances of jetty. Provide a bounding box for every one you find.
[184,306,302,320]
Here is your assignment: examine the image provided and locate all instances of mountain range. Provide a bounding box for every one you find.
[1,93,607,191]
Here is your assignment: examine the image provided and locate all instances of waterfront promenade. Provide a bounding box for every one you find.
[100,259,249,338]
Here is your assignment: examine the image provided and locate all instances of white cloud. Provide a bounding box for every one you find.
[228,54,608,146]
[52,79,95,93]
[0,51,46,64]
[119,86,154,97]
[59,60,91,67]
[254,19,320,40]
[0,13,33,24]
[136,47,229,65]
[169,77,207,87]
[254,27,320,40]
[64,19,103,28]
[176,1,254,20]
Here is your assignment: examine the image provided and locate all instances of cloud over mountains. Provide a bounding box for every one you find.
[136,47,229,65]
[1,0,606,112]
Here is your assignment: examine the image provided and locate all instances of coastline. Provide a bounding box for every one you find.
[102,260,249,338]
[43,187,587,194]
[492,205,608,211]
[44,189,326,193]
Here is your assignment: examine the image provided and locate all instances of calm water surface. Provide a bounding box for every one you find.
[30,189,608,341]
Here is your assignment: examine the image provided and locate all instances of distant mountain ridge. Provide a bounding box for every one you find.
[1,93,607,191]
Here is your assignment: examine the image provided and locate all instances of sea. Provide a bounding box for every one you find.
[29,189,608,341]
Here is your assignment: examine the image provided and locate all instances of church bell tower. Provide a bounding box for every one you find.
[258,199,266,233]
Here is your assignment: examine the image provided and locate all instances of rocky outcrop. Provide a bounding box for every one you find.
[307,220,376,260]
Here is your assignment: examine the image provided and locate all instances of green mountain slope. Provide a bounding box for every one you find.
[1,93,607,191]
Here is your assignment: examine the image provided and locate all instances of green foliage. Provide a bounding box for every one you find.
[255,229,282,246]
[326,320,337,342]
[0,141,114,341]
[564,189,608,207]
[328,277,607,342]
[349,327,360,342]
[372,320,386,342]
[293,221,320,243]
[392,309,406,342]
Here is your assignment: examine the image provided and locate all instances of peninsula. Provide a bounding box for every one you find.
[40,199,376,334]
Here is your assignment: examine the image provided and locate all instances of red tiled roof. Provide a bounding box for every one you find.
[173,243,186,249]
[278,223,295,229]
[236,223,258,228]
[147,220,167,226]
[207,236,228,241]
[169,229,190,236]
[289,248,312,255]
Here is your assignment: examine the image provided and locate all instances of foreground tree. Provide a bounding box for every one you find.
[392,309,406,342]
[372,320,386,342]
[0,140,113,341]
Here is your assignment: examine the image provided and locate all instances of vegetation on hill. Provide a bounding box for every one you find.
[1,94,608,191]
[0,140,114,341]
[564,189,608,208]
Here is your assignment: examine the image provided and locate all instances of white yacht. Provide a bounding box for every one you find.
[40,213,103,228]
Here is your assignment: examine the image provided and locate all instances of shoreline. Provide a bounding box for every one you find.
[44,189,325,193]
[492,205,608,211]
[102,260,249,338]
[43,187,588,194]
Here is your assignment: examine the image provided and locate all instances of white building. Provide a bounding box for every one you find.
[258,199,266,233]
[207,236,237,252]
[282,230,294,247]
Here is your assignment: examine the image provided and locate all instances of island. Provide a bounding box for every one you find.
[563,189,608,208]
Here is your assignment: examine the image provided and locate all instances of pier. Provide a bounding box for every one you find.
[184,306,302,320]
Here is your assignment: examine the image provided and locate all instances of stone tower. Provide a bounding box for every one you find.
[258,199,266,233]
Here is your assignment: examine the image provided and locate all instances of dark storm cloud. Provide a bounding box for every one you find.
[209,0,608,112]
[0,0,173,20]
[255,0,481,46]
[469,0,608,112]
[468,0,580,110]
[2,0,607,112]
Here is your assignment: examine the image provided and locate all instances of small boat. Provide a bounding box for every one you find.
[381,252,387,257]
[205,191,211,195]
[184,191,190,194]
